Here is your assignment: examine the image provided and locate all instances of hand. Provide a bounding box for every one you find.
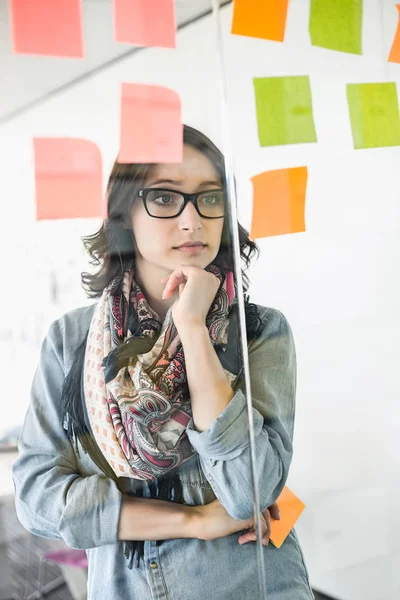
[161,266,220,329]
[237,501,281,547]
[189,499,279,546]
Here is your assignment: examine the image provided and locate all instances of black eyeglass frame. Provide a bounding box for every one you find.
[137,188,226,219]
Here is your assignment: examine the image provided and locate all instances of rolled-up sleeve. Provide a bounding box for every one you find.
[186,308,296,521]
[12,318,123,549]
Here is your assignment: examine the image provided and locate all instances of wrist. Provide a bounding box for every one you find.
[176,320,208,342]
[182,504,202,539]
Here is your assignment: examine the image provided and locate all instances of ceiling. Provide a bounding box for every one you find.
[0,0,231,124]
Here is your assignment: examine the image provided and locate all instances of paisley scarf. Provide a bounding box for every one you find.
[83,263,237,481]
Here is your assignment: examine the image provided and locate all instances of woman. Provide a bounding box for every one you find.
[12,126,314,599]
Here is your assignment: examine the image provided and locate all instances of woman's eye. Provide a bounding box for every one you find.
[155,194,174,204]
[203,194,221,204]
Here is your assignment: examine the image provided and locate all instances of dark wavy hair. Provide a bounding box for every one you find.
[81,124,259,296]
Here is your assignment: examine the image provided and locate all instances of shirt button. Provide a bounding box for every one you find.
[150,561,158,569]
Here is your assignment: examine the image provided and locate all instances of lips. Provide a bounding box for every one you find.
[174,242,206,249]
[173,242,207,255]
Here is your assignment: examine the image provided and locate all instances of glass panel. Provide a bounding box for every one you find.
[2,1,397,600]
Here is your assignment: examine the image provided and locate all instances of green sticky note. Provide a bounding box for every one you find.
[309,0,363,55]
[347,83,400,149]
[253,76,317,147]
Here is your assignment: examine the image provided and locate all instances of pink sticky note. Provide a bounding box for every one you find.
[113,0,176,48]
[10,0,84,58]
[34,138,104,220]
[119,83,183,164]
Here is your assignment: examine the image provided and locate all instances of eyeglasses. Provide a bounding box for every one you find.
[137,188,226,219]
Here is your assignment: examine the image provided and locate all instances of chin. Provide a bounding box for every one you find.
[176,257,207,268]
[171,250,215,270]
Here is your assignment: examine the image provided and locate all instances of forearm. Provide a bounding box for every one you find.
[196,412,291,520]
[117,494,194,541]
[179,323,234,432]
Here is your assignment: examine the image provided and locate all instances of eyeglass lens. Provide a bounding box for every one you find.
[145,189,225,218]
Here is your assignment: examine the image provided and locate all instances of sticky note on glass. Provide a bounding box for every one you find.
[388,5,400,63]
[10,0,83,58]
[34,138,103,220]
[269,486,306,549]
[249,167,307,240]
[347,83,400,149]
[254,77,317,147]
[113,0,176,48]
[119,83,183,164]
[231,0,289,42]
[309,0,362,55]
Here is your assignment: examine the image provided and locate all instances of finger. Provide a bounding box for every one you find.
[267,502,281,521]
[261,510,271,546]
[179,282,185,296]
[238,515,269,546]
[238,529,257,545]
[162,271,186,298]
[166,270,187,290]
[238,529,269,547]
[165,266,204,290]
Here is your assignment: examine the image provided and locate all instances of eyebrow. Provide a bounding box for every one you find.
[148,178,222,188]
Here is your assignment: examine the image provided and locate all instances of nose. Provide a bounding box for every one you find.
[177,200,203,232]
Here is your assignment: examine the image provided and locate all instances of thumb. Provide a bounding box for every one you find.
[267,502,281,521]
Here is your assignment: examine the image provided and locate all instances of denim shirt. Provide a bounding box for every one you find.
[12,303,314,600]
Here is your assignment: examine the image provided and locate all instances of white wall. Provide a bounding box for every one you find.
[0,1,399,598]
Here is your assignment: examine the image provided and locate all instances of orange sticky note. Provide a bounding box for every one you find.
[119,83,183,164]
[249,167,307,240]
[231,0,289,42]
[10,0,83,58]
[388,5,400,63]
[34,138,104,221]
[113,0,176,48]
[269,486,306,548]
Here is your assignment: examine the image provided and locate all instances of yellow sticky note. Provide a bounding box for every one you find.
[254,77,317,147]
[309,0,363,55]
[347,82,400,149]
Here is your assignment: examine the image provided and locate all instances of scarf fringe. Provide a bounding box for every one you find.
[102,334,157,383]
[61,334,90,459]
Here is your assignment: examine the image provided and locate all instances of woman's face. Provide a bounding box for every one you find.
[130,144,225,275]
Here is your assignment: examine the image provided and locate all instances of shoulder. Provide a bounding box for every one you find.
[57,303,97,338]
[248,304,296,355]
[46,303,97,374]
[255,305,293,334]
